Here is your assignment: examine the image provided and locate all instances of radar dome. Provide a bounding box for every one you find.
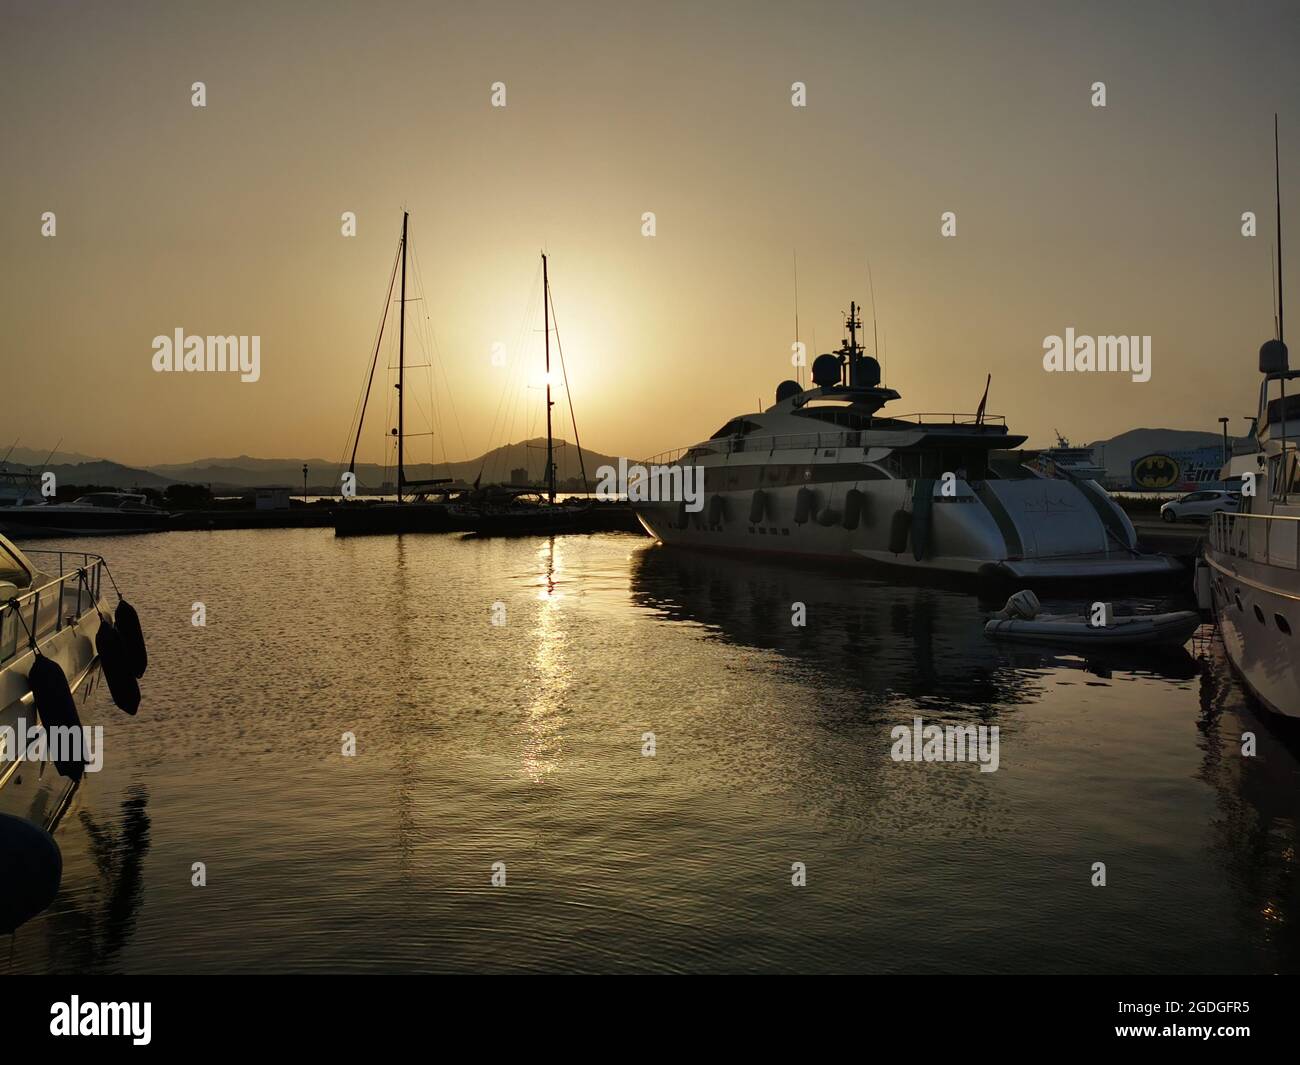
[1260,339,1290,374]
[775,380,802,403]
[858,356,882,387]
[811,353,842,388]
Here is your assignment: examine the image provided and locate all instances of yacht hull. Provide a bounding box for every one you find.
[1206,549,1300,719]
[333,502,454,536]
[0,510,170,538]
[0,608,102,831]
[635,480,1180,583]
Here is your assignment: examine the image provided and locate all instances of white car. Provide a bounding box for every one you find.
[1160,490,1240,523]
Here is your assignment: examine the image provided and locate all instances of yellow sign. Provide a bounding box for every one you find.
[1132,453,1181,490]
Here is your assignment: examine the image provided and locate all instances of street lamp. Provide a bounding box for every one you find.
[302,464,308,505]
[1218,416,1230,465]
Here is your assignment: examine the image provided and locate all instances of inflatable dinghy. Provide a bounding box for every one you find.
[983,589,1200,647]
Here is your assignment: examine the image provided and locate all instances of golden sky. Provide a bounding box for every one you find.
[3,0,1298,470]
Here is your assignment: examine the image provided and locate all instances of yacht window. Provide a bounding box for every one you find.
[793,407,874,431]
[708,418,762,440]
[0,540,34,587]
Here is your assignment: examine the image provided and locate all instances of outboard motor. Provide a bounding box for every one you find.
[994,589,1041,620]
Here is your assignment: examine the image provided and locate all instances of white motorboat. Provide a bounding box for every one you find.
[633,304,1179,583]
[1,533,148,931]
[0,492,170,538]
[1203,121,1299,719]
[2,535,109,826]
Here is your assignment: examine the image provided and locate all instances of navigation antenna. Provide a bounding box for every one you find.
[868,260,881,381]
[793,251,802,388]
[1277,113,1285,346]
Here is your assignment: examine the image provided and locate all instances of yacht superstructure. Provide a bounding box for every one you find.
[633,304,1178,581]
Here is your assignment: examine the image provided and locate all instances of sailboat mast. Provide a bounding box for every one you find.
[398,210,408,503]
[543,252,555,504]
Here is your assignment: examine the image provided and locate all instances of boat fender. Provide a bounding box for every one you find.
[27,654,86,781]
[794,487,817,525]
[888,509,911,554]
[0,813,62,934]
[843,489,866,530]
[749,489,766,525]
[708,494,727,526]
[911,478,935,561]
[114,599,147,678]
[1193,559,1213,612]
[817,506,841,527]
[96,620,141,716]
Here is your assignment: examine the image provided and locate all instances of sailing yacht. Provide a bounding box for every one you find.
[633,303,1179,582]
[334,212,469,537]
[446,252,596,535]
[1204,118,1299,719]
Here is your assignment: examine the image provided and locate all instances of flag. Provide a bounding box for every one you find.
[975,374,991,425]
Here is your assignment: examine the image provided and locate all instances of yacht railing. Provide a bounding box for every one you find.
[1210,511,1300,570]
[1,550,104,666]
[642,416,1006,467]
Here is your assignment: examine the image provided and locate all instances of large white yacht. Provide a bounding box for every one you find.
[1204,119,1300,720]
[1206,347,1299,719]
[633,305,1178,582]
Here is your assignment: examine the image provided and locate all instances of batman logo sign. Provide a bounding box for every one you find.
[1132,453,1180,489]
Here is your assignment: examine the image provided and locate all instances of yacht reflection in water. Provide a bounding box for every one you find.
[5,786,152,972]
[628,542,1199,712]
[1194,643,1300,969]
[628,542,1300,970]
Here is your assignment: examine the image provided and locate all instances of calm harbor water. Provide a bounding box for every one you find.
[5,528,1299,974]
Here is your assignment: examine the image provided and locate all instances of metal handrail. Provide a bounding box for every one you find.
[1210,510,1300,570]
[1,552,104,664]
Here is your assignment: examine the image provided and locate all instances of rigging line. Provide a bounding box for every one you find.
[480,270,530,465]
[408,236,450,469]
[479,282,527,481]
[546,279,589,493]
[347,237,402,477]
[480,260,543,484]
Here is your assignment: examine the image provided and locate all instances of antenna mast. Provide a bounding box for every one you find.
[397,211,408,503]
[543,252,555,504]
[793,251,801,388]
[1277,113,1285,345]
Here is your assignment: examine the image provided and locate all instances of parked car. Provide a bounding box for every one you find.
[1160,489,1240,523]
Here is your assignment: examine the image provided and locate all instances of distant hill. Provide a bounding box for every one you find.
[42,460,174,489]
[3,445,103,466]
[142,438,622,491]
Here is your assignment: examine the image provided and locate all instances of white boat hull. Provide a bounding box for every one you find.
[635,479,1180,581]
[1206,549,1300,719]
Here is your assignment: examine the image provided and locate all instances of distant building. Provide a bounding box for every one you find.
[510,467,529,485]
[1129,447,1230,491]
[255,486,292,510]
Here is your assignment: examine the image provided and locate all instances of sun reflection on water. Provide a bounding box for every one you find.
[522,538,566,782]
